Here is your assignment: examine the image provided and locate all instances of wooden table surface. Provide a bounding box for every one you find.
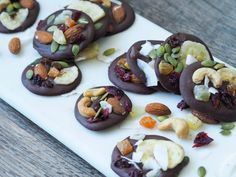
[1,0,236,176]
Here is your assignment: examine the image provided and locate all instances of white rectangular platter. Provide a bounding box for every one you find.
[0,0,235,177]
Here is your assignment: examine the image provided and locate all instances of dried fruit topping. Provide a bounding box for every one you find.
[193,132,213,148]
[145,103,171,116]
[159,60,174,75]
[139,116,157,129]
[117,139,133,156]
[114,65,132,82]
[106,86,124,98]
[20,0,34,9]
[41,80,53,88]
[184,114,203,130]
[131,74,143,84]
[177,100,189,110]
[35,31,53,44]
[227,84,236,96]
[32,75,43,86]
[107,97,125,115]
[48,67,60,78]
[114,158,132,168]
[112,5,126,24]
[128,169,143,177]
[8,37,21,55]
[169,72,180,89]
[34,63,48,80]
[65,17,76,28]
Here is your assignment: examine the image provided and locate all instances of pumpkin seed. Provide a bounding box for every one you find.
[94,107,103,119]
[214,63,225,70]
[175,62,184,73]
[198,166,206,177]
[157,115,169,122]
[220,130,231,136]
[54,61,69,68]
[47,15,55,25]
[103,48,116,56]
[164,43,171,54]
[94,22,103,30]
[47,25,58,32]
[13,2,21,9]
[26,70,34,80]
[156,46,165,57]
[221,123,235,130]
[51,41,59,53]
[164,53,170,62]
[59,45,68,51]
[172,46,181,54]
[171,53,180,59]
[6,4,14,13]
[72,44,80,56]
[78,18,89,24]
[148,49,158,59]
[201,60,215,67]
[167,56,178,67]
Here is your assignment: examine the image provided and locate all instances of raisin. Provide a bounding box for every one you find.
[102,108,110,119]
[72,11,81,21]
[32,75,43,86]
[114,158,131,168]
[169,72,180,89]
[128,169,143,177]
[177,100,189,110]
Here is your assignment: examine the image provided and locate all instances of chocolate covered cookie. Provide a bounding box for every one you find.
[180,61,236,123]
[22,58,82,96]
[0,0,39,33]
[67,0,109,40]
[33,9,95,60]
[155,33,213,94]
[74,86,132,131]
[111,135,189,177]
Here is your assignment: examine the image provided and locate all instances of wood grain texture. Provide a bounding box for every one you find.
[0,0,235,177]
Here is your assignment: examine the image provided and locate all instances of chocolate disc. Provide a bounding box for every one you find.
[0,0,40,33]
[180,62,236,122]
[155,33,213,94]
[33,9,95,60]
[74,86,132,131]
[108,53,159,94]
[111,135,189,177]
[22,58,82,96]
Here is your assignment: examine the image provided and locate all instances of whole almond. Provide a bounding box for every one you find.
[20,0,34,9]
[145,103,171,116]
[107,97,126,115]
[112,5,126,24]
[35,31,53,44]
[34,63,48,79]
[8,37,21,55]
[64,24,84,42]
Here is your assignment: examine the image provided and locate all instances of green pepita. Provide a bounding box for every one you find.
[221,123,235,130]
[103,48,116,56]
[51,40,59,53]
[164,43,171,54]
[94,107,103,119]
[198,166,206,177]
[171,53,180,59]
[214,63,225,70]
[12,2,21,9]
[201,59,216,67]
[72,44,80,56]
[172,46,181,54]
[6,4,14,13]
[164,53,170,62]
[78,18,89,24]
[156,46,165,57]
[26,70,34,80]
[167,56,178,67]
[148,49,158,59]
[220,130,232,136]
[175,62,184,73]
[157,115,169,122]
[59,45,68,51]
[94,22,103,30]
[54,61,69,68]
[47,15,55,25]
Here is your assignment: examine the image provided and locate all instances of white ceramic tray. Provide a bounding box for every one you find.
[0,0,235,177]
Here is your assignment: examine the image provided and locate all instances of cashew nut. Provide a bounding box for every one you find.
[83,87,106,97]
[77,97,96,118]
[192,68,222,88]
[217,68,236,84]
[158,118,189,139]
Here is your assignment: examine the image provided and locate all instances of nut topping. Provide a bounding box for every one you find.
[145,103,171,116]
[35,31,53,44]
[20,0,34,9]
[8,37,21,55]
[112,5,126,24]
[34,63,48,80]
[64,24,84,42]
[107,97,125,114]
[117,139,133,156]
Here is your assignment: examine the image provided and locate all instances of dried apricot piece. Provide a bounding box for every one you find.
[139,116,156,129]
[117,139,133,155]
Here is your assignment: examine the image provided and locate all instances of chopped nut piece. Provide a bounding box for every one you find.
[112,5,126,24]
[48,67,60,78]
[131,74,143,84]
[83,88,106,97]
[117,139,133,155]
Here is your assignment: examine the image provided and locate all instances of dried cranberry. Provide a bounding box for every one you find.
[58,24,68,33]
[68,33,85,44]
[168,72,180,89]
[193,132,214,148]
[102,108,110,119]
[125,100,132,112]
[177,100,189,111]
[32,75,43,86]
[106,86,124,98]
[42,80,54,88]
[128,169,143,177]
[115,65,126,78]
[72,11,81,21]
[123,73,131,82]
[211,93,221,108]
[114,158,131,168]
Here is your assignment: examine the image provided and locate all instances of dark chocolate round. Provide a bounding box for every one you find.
[155,33,213,94]
[74,86,132,131]
[33,9,95,61]
[180,62,236,122]
[0,0,40,33]
[106,1,135,36]
[108,53,159,94]
[111,135,189,177]
[22,58,82,96]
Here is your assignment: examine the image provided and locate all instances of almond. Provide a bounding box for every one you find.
[48,67,60,78]
[116,139,133,156]
[20,0,34,9]
[64,24,84,42]
[34,63,48,80]
[112,5,126,24]
[192,110,219,124]
[8,37,21,55]
[35,31,53,44]
[145,103,171,116]
[107,97,126,115]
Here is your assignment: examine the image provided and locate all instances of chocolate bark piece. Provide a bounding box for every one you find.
[180,62,236,122]
[155,33,213,94]
[0,0,40,33]
[21,58,82,96]
[111,135,189,177]
[33,9,95,61]
[106,1,135,36]
[74,86,132,131]
[108,53,160,94]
